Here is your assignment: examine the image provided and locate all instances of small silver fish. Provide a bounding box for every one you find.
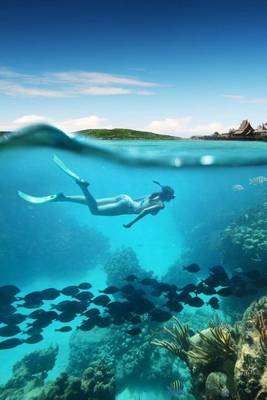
[249,176,267,185]
[232,184,244,192]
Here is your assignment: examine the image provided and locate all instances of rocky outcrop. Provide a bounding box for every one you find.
[153,295,267,400]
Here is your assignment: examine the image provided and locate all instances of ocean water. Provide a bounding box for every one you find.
[0,125,267,399]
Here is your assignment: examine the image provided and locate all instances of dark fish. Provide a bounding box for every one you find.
[178,292,193,304]
[78,317,98,331]
[196,283,216,296]
[107,301,133,318]
[0,325,21,337]
[78,282,92,290]
[28,309,47,319]
[209,265,226,275]
[209,265,229,285]
[96,316,111,328]
[207,297,220,310]
[139,278,158,286]
[0,313,26,325]
[216,287,234,297]
[56,312,76,323]
[18,300,44,309]
[126,288,146,299]
[0,285,20,296]
[120,284,136,295]
[83,308,100,318]
[150,309,172,322]
[132,298,154,315]
[0,338,23,350]
[0,293,17,306]
[91,295,111,306]
[55,326,72,332]
[74,291,94,302]
[99,286,120,294]
[183,263,200,273]
[41,288,61,300]
[61,285,79,296]
[124,274,137,282]
[23,327,42,336]
[27,311,57,329]
[180,284,197,293]
[187,296,204,308]
[0,305,16,316]
[128,314,142,325]
[126,327,142,336]
[52,300,79,313]
[165,300,183,313]
[165,291,181,301]
[23,291,42,302]
[155,283,173,292]
[24,334,43,344]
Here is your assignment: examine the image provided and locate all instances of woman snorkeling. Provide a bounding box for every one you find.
[18,156,175,228]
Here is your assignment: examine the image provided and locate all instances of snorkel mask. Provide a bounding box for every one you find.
[153,180,175,199]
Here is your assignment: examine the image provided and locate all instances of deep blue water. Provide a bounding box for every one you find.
[0,125,267,399]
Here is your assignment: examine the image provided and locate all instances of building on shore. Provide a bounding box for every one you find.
[254,122,267,136]
[191,119,267,140]
[227,119,254,137]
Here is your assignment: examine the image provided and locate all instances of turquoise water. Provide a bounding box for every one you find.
[0,125,267,399]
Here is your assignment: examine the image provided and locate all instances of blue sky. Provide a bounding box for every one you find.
[1,0,267,136]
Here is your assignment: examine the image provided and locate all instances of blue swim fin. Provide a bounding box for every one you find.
[53,155,82,182]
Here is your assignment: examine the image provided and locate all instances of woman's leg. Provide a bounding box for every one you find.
[76,181,99,214]
[55,194,87,205]
[18,191,88,205]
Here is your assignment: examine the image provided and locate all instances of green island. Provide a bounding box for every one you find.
[76,128,179,140]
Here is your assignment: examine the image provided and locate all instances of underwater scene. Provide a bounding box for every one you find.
[0,125,267,400]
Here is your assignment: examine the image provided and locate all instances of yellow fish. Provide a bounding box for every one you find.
[168,379,183,393]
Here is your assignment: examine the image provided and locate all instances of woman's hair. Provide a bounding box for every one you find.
[149,181,175,200]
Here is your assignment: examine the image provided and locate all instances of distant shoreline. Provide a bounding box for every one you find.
[1,124,267,141]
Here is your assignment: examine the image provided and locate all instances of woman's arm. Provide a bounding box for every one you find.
[123,205,162,229]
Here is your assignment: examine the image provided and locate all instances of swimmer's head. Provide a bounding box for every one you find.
[152,180,175,202]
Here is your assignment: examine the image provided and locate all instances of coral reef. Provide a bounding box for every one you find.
[37,359,115,400]
[0,346,58,400]
[67,321,191,394]
[103,246,147,287]
[234,296,267,400]
[220,199,267,273]
[152,295,267,400]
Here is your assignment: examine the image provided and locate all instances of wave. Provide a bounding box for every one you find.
[1,124,267,168]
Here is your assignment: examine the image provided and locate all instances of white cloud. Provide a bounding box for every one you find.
[147,117,192,135]
[14,115,50,125]
[56,115,113,132]
[190,122,226,134]
[222,94,267,105]
[79,87,132,95]
[52,71,158,87]
[146,117,229,137]
[2,114,113,133]
[0,67,159,98]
